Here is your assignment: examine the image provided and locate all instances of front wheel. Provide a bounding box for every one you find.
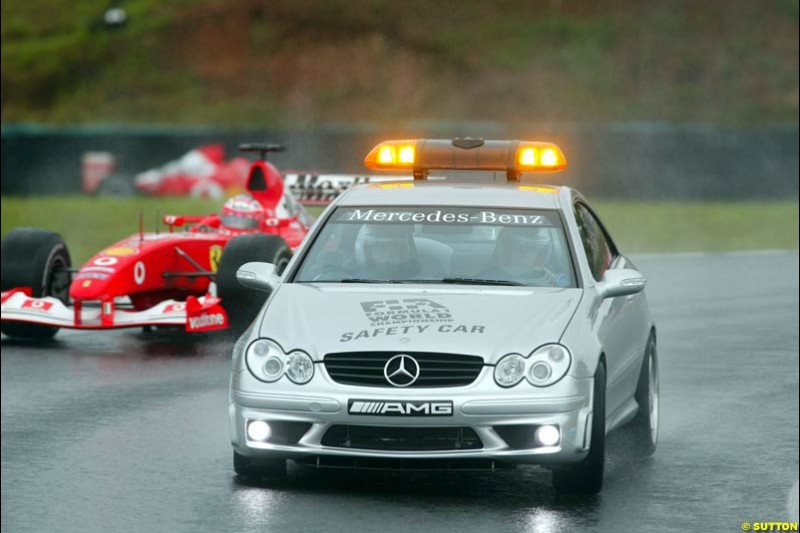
[1,228,72,340]
[629,334,659,456]
[552,361,606,494]
[216,234,292,332]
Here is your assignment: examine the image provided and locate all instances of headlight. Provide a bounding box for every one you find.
[285,350,314,384]
[494,353,526,387]
[530,360,552,382]
[494,344,571,388]
[527,344,571,387]
[245,339,314,384]
[246,339,284,382]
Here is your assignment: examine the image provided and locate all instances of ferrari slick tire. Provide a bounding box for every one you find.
[233,452,286,481]
[629,334,659,456]
[217,234,291,332]
[1,228,72,340]
[552,361,606,495]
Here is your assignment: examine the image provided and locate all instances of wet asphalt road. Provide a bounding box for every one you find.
[2,252,798,533]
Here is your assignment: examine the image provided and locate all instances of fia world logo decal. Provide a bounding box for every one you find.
[360,298,453,326]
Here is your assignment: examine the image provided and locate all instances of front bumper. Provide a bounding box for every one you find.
[229,367,595,468]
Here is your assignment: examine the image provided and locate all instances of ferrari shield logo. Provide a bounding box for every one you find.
[209,245,223,272]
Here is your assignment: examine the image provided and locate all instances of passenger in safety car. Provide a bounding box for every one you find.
[479,227,570,287]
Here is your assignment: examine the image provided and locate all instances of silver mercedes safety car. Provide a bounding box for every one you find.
[228,139,659,494]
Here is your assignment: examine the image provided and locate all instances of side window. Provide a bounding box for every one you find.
[574,203,614,281]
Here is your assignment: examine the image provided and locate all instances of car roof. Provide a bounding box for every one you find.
[337,180,572,210]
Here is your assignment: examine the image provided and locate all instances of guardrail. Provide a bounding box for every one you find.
[1,123,797,200]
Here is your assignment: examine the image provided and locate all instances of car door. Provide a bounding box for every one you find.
[573,202,645,418]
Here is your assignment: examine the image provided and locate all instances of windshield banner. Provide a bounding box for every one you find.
[332,207,559,227]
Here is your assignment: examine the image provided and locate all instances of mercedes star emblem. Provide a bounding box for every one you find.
[383,354,420,387]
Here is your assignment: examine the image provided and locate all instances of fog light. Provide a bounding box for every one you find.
[535,424,560,447]
[247,420,271,442]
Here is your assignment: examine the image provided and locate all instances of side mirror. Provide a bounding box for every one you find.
[597,268,646,299]
[236,262,281,292]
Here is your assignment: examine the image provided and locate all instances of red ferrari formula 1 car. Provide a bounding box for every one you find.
[1,144,313,340]
[133,143,252,199]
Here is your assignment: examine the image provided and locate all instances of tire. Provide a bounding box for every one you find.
[553,360,606,494]
[216,234,291,332]
[1,228,72,340]
[233,451,286,481]
[629,334,659,456]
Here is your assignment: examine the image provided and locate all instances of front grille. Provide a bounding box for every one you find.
[296,456,513,470]
[321,425,483,451]
[323,351,484,388]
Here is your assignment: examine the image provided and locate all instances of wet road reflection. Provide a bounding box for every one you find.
[2,252,798,533]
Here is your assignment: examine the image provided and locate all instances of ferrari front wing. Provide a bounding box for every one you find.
[0,289,228,332]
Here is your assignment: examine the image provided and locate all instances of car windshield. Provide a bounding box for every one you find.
[293,206,576,287]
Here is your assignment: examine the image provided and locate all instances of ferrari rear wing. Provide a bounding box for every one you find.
[239,143,286,161]
[0,289,228,333]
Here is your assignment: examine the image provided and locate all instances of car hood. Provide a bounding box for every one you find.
[257,283,582,364]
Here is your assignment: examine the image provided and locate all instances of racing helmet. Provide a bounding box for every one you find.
[355,224,419,278]
[220,194,265,231]
[494,226,553,272]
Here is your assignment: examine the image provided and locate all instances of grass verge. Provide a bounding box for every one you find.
[1,196,797,264]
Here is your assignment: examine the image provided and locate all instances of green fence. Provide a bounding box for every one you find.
[1,123,797,200]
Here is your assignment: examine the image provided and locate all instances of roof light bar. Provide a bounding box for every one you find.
[364,139,567,181]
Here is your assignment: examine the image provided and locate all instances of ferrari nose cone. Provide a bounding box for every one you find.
[69,275,112,300]
[69,250,131,301]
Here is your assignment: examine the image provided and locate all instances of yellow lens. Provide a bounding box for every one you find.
[369,182,414,189]
[378,146,396,164]
[518,147,536,166]
[398,145,415,164]
[518,185,557,193]
[540,148,558,167]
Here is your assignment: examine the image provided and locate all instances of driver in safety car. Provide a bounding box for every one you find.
[480,226,570,287]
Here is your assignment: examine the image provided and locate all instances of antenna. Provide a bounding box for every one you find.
[139,209,144,241]
[155,208,160,235]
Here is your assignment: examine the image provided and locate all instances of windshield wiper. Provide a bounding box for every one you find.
[390,278,525,286]
[335,277,525,286]
[441,277,525,286]
[339,278,394,283]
